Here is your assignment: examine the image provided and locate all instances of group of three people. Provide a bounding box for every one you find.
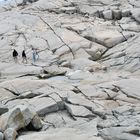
[13,48,39,64]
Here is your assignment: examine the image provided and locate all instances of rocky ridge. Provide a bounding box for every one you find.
[0,0,140,140]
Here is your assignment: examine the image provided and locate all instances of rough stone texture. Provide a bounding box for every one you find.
[0,103,8,115]
[28,97,63,116]
[103,10,113,20]
[0,0,140,140]
[0,108,25,132]
[4,128,18,140]
[30,115,43,130]
[0,105,42,134]
[17,105,35,126]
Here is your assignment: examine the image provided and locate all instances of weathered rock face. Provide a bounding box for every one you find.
[102,33,140,72]
[0,108,25,132]
[4,128,18,140]
[0,0,140,140]
[0,105,42,139]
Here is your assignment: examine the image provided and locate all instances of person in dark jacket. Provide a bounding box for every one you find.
[22,50,27,63]
[12,49,18,63]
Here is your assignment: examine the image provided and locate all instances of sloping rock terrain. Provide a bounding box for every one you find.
[0,0,140,139]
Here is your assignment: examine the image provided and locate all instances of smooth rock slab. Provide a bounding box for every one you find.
[66,70,94,80]
[114,78,140,100]
[29,97,63,116]
[17,128,103,140]
[99,127,139,140]
[77,84,107,98]
[67,94,96,109]
[91,30,126,48]
[0,79,47,96]
[1,64,42,77]
[82,27,133,48]
[43,65,67,76]
[131,8,140,23]
[67,118,99,137]
[65,103,94,118]
[70,58,104,71]
[60,7,77,14]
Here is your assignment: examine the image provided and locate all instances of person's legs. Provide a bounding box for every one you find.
[22,57,24,63]
[33,53,36,63]
[14,56,18,63]
[24,57,27,64]
[36,53,39,60]
[22,57,27,64]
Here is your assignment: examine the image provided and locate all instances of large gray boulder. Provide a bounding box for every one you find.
[70,58,105,71]
[112,10,122,20]
[103,10,113,20]
[30,115,43,130]
[15,105,43,130]
[0,108,25,132]
[17,128,103,140]
[0,105,42,132]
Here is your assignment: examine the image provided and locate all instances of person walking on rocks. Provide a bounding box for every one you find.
[32,48,39,63]
[22,50,27,63]
[12,49,18,63]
